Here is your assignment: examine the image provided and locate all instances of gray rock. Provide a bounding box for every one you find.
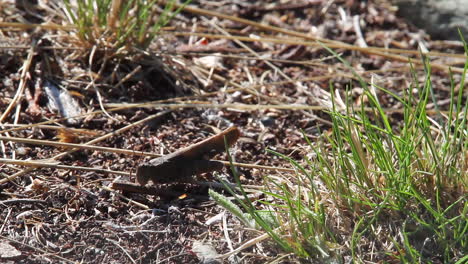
[394,0,468,40]
[0,241,22,260]
[192,241,221,264]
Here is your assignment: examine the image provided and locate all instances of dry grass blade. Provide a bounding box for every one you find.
[0,158,130,176]
[0,89,244,134]
[0,21,76,31]
[168,2,466,72]
[201,16,293,83]
[0,124,102,135]
[0,44,35,123]
[169,32,465,74]
[103,102,451,115]
[0,135,158,157]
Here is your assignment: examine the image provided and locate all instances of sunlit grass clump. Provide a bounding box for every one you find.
[214,46,467,262]
[63,0,190,50]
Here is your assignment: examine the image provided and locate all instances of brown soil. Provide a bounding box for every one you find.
[0,0,465,263]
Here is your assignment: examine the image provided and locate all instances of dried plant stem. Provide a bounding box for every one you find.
[169,2,466,70]
[0,158,130,176]
[103,102,449,115]
[0,124,102,135]
[0,44,35,123]
[202,16,293,82]
[0,21,76,31]
[0,88,232,134]
[0,136,158,157]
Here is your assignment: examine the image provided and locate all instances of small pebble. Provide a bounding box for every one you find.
[15,147,30,156]
[260,116,276,127]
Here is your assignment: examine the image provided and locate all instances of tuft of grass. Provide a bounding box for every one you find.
[215,44,467,262]
[63,0,191,50]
